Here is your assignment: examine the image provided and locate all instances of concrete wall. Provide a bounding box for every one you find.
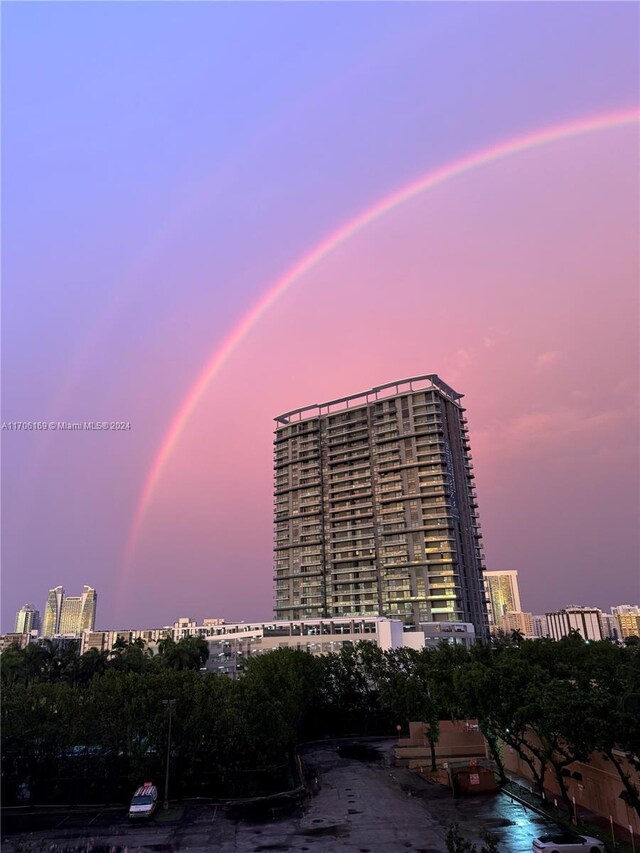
[503,739,640,834]
[396,720,487,763]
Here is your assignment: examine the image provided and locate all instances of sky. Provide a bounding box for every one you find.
[1,2,638,632]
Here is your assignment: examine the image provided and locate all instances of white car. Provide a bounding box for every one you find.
[532,831,606,853]
[128,783,158,819]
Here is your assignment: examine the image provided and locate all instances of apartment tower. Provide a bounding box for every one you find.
[273,375,489,638]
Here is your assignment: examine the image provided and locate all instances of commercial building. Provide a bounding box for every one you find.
[484,571,522,625]
[273,375,489,638]
[42,585,97,637]
[15,604,40,635]
[546,606,604,642]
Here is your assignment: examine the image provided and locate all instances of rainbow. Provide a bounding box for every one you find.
[121,106,639,583]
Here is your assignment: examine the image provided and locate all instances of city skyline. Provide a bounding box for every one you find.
[2,3,639,631]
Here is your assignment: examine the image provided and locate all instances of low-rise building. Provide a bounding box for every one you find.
[0,632,32,653]
[200,616,410,677]
[80,616,417,674]
[81,627,172,655]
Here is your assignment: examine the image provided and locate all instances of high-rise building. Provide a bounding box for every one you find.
[273,375,489,638]
[42,586,97,636]
[43,586,65,636]
[484,570,522,625]
[546,606,603,642]
[15,604,40,635]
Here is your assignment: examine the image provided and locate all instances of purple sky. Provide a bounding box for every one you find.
[2,3,638,631]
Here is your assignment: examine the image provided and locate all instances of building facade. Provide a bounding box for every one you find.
[42,586,97,637]
[546,606,604,641]
[273,375,489,638]
[501,610,535,638]
[532,615,548,638]
[15,604,40,635]
[616,612,640,639]
[600,613,620,641]
[484,571,522,625]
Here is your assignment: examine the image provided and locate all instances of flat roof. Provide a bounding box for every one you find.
[275,374,462,424]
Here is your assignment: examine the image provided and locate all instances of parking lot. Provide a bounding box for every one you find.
[2,741,559,853]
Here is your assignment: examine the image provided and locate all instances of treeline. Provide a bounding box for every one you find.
[1,633,638,812]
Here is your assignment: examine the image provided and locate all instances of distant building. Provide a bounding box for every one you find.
[273,375,489,639]
[0,633,32,653]
[201,616,411,677]
[546,606,603,641]
[600,613,619,641]
[15,604,40,635]
[83,616,427,677]
[43,586,64,636]
[42,586,97,637]
[420,621,476,649]
[611,604,640,617]
[81,626,172,655]
[532,615,548,638]
[501,610,535,638]
[610,605,640,640]
[617,613,640,640]
[484,571,522,625]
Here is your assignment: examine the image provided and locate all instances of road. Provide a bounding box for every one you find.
[2,741,557,852]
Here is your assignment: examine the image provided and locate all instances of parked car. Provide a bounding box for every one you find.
[532,831,605,853]
[128,783,158,819]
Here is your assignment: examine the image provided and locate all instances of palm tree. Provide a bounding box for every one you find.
[79,648,110,682]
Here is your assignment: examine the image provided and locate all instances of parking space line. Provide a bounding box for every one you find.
[211,805,218,822]
[88,811,102,825]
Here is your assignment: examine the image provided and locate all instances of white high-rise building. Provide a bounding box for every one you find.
[15,604,40,635]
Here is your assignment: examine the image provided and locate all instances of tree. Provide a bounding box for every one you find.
[376,648,441,771]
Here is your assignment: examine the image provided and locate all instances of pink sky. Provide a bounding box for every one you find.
[2,3,638,631]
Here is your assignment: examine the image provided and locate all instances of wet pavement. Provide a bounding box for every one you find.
[2,741,560,852]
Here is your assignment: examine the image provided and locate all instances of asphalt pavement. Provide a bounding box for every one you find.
[2,741,558,853]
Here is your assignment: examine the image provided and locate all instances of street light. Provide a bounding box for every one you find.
[162,699,176,810]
